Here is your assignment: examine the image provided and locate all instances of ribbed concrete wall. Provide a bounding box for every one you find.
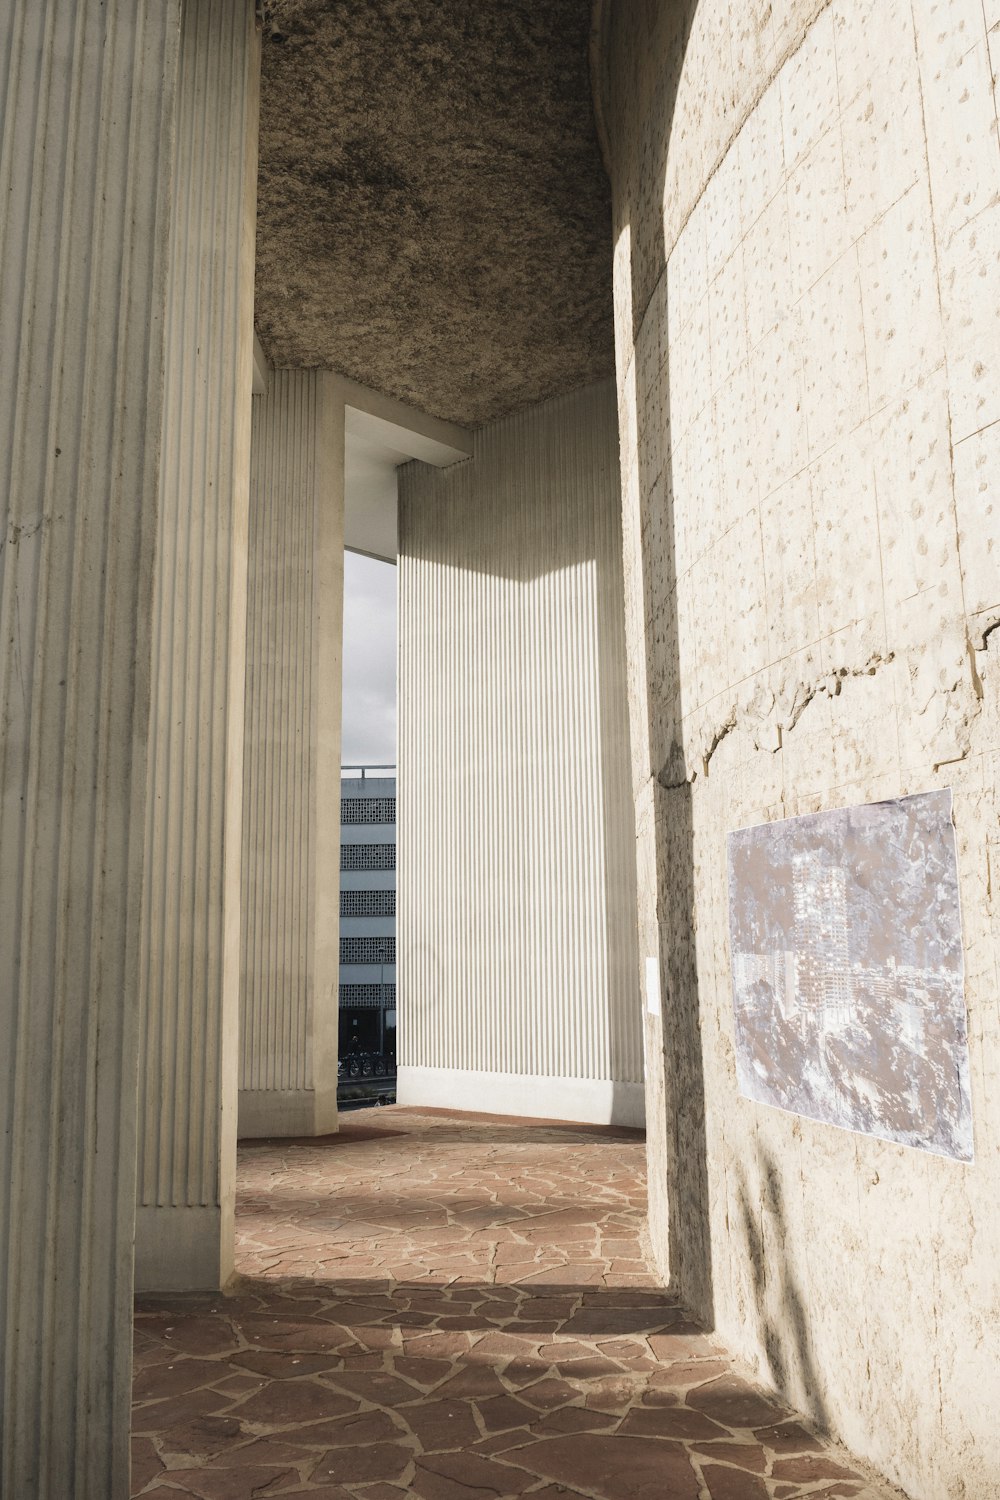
[0,3,181,1492]
[243,373,318,1097]
[604,0,1000,1492]
[240,371,344,1138]
[397,381,641,1125]
[135,0,259,1290]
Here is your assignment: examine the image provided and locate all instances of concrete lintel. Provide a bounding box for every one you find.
[336,375,473,467]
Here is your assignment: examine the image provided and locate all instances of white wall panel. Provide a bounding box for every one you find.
[397,382,641,1123]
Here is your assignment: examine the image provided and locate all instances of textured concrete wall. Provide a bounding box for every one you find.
[136,0,259,1292]
[397,382,642,1125]
[603,1,1000,1494]
[0,3,182,1492]
[240,370,344,1139]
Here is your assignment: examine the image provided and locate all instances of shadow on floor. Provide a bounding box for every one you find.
[132,1275,880,1499]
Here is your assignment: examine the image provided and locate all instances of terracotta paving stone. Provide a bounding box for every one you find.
[691,1441,769,1472]
[618,1407,727,1441]
[132,1108,897,1499]
[432,1366,510,1401]
[411,1450,537,1497]
[311,1442,413,1484]
[646,1356,732,1387]
[771,1455,862,1483]
[508,1377,579,1409]
[230,1382,358,1425]
[232,1353,345,1380]
[207,1437,323,1470]
[528,1488,595,1500]
[277,1489,354,1499]
[508,1433,701,1499]
[286,1412,403,1449]
[687,1374,789,1428]
[753,1421,827,1453]
[144,1466,298,1498]
[155,1412,251,1462]
[530,1407,616,1436]
[701,1465,770,1500]
[134,1358,245,1403]
[214,1376,270,1397]
[131,1436,166,1491]
[401,1397,483,1450]
[477,1395,540,1432]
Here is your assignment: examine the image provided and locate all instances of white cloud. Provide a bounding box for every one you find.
[341,550,397,768]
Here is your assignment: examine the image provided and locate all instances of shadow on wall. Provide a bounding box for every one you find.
[610,0,715,1322]
[611,0,831,1409]
[732,1146,830,1433]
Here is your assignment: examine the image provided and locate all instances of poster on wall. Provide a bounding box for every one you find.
[727,790,973,1161]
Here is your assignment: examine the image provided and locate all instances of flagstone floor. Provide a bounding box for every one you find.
[132,1108,895,1500]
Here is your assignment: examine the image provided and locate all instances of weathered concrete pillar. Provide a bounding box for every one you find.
[239,371,345,1138]
[134,0,260,1292]
[0,3,183,1493]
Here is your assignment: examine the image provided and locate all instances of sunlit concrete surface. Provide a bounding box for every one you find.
[132,1110,893,1498]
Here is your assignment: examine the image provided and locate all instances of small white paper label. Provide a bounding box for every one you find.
[645,956,661,1017]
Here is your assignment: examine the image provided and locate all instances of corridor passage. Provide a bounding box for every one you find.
[132,1111,892,1499]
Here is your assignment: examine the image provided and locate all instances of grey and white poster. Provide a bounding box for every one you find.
[727,791,973,1161]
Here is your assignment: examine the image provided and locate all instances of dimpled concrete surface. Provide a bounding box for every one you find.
[253,1,613,427]
[132,1110,895,1498]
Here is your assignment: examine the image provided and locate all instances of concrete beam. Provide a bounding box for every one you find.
[337,376,472,468]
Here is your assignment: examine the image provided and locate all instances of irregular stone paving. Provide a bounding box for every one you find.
[133,1108,897,1500]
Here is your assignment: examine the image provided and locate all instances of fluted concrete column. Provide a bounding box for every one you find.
[135,0,260,1292]
[0,4,183,1493]
[239,371,345,1138]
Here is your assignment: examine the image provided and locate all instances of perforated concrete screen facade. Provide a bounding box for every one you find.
[341,889,397,918]
[341,842,397,870]
[339,983,397,1009]
[339,774,397,1083]
[341,795,396,824]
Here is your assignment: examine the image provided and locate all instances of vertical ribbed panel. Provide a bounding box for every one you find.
[242,372,318,1095]
[136,0,258,1278]
[398,381,641,1093]
[239,370,344,1137]
[0,3,180,1492]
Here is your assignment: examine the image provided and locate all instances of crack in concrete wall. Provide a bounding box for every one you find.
[657,621,1000,794]
[657,653,898,790]
[609,0,1000,1491]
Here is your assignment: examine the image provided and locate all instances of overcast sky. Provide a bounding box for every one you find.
[341,550,397,769]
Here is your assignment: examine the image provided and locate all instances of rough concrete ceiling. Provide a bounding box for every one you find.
[256,1,613,428]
